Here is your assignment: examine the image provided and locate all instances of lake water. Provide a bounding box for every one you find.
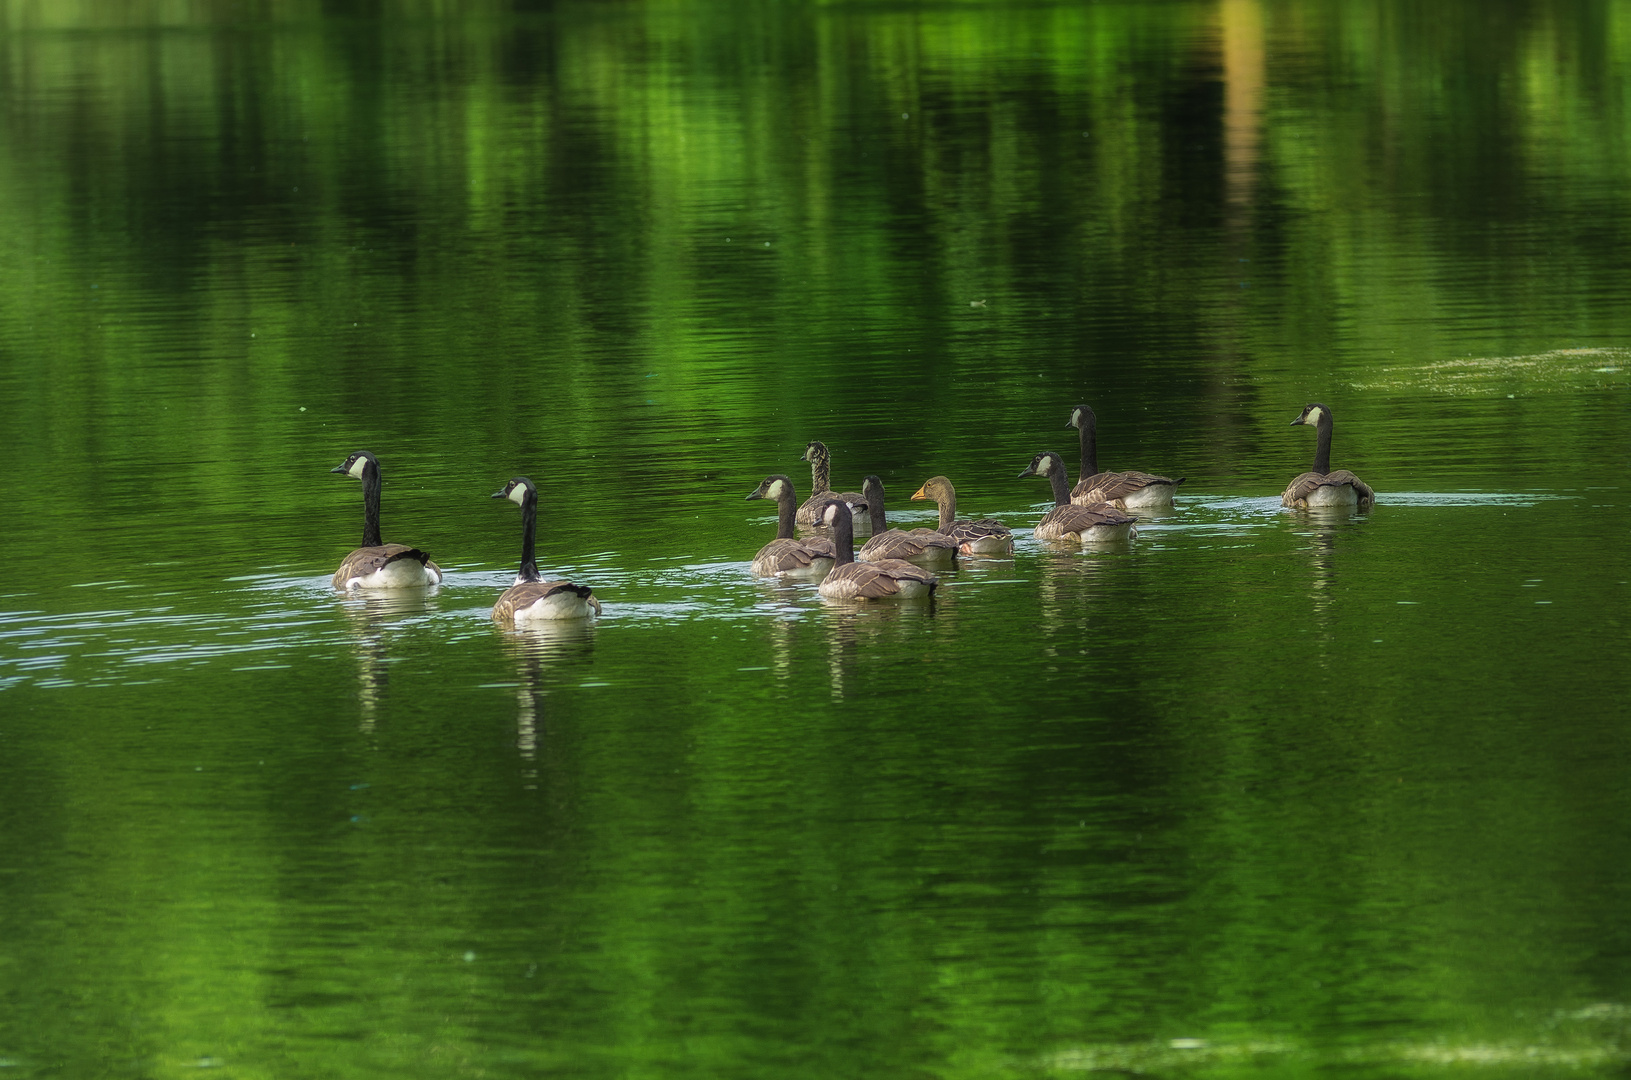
[3,2,1630,1077]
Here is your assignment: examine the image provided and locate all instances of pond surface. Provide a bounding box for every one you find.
[3,2,1630,1077]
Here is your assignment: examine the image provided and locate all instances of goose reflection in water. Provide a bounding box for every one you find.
[1292,511,1366,631]
[819,599,941,701]
[1034,547,1115,641]
[337,588,440,734]
[498,620,596,764]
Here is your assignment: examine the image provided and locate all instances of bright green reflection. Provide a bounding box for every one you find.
[2,2,1630,1079]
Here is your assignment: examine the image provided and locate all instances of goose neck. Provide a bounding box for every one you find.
[1045,459,1072,506]
[1312,415,1334,475]
[808,449,831,493]
[1077,414,1099,481]
[775,487,798,540]
[518,489,539,576]
[867,490,889,535]
[360,462,383,548]
[830,505,855,567]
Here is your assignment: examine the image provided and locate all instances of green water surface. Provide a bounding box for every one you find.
[2,2,1630,1077]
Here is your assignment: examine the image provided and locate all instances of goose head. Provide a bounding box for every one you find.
[911,476,954,504]
[1290,403,1331,428]
[746,475,792,502]
[332,450,379,480]
[1017,452,1066,479]
[492,477,537,506]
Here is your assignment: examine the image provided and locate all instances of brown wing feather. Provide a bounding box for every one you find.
[947,517,1013,554]
[819,560,938,600]
[751,537,836,576]
[1070,470,1181,507]
[1324,470,1375,509]
[332,544,437,589]
[1034,503,1137,540]
[492,580,601,623]
[1281,470,1375,509]
[858,528,957,564]
[796,490,869,526]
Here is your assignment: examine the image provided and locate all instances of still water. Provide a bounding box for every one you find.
[3,1,1630,1077]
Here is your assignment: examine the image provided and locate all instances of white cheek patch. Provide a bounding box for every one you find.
[1070,408,1082,428]
[1307,406,1324,425]
[347,457,369,478]
[1038,456,1054,474]
[768,479,785,498]
[507,485,529,505]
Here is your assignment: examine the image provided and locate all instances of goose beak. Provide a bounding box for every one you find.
[1289,415,1305,426]
[1017,465,1036,478]
[744,490,762,501]
[911,485,927,500]
[330,463,348,474]
[490,488,508,499]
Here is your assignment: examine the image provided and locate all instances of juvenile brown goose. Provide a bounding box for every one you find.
[745,475,836,579]
[490,477,602,623]
[910,476,1014,556]
[1018,451,1139,542]
[1067,404,1185,509]
[330,451,443,591]
[816,499,938,601]
[795,441,869,529]
[1282,403,1376,511]
[857,476,957,566]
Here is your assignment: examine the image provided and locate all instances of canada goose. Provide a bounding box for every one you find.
[1282,403,1376,510]
[1066,404,1185,509]
[490,477,602,623]
[329,451,443,590]
[1018,452,1139,542]
[745,475,836,578]
[796,441,869,529]
[857,476,958,565]
[816,499,938,601]
[910,476,1014,555]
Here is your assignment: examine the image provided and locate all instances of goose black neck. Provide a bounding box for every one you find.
[830,504,856,567]
[774,485,798,540]
[1044,458,1072,506]
[360,461,383,547]
[867,488,889,535]
[518,489,540,581]
[1077,412,1099,480]
[1312,414,1334,475]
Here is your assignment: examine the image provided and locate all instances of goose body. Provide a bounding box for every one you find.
[815,500,938,601]
[795,441,869,530]
[330,451,443,590]
[1066,404,1184,509]
[1019,452,1138,542]
[910,476,1014,556]
[746,475,836,579]
[1281,403,1375,511]
[857,476,958,566]
[490,477,602,623]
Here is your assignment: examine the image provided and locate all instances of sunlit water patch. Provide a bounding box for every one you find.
[1351,347,1631,395]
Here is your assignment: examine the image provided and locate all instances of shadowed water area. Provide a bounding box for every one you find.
[2,1,1630,1077]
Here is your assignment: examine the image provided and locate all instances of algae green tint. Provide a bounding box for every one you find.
[2,2,1629,1077]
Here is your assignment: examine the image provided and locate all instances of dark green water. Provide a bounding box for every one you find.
[3,2,1630,1077]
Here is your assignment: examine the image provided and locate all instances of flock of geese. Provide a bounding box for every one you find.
[330,402,1375,625]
